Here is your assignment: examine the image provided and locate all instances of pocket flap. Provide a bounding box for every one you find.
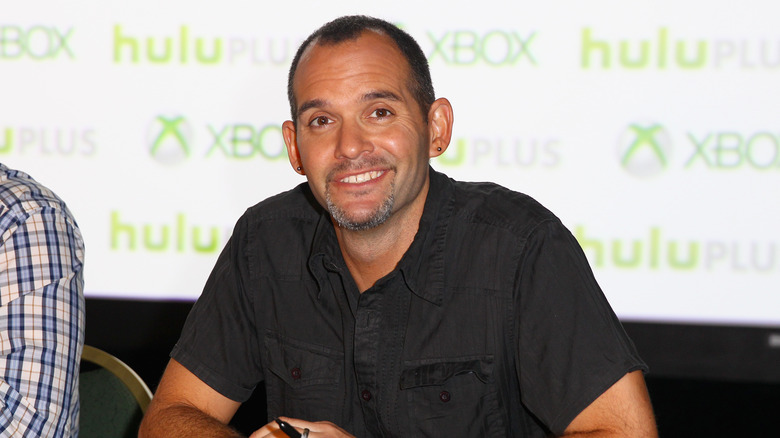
[400,356,493,389]
[264,334,342,388]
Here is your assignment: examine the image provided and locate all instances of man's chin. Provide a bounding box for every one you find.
[326,185,395,232]
[328,203,393,232]
[331,213,387,231]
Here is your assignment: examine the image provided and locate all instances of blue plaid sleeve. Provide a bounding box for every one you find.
[0,171,85,438]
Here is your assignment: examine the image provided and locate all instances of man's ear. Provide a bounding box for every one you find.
[427,98,454,158]
[283,120,305,175]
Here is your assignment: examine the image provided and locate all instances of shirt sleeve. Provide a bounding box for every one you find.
[515,219,646,436]
[0,207,85,438]
[171,214,263,402]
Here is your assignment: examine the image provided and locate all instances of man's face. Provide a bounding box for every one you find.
[284,31,433,231]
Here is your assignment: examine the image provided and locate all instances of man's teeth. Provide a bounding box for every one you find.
[341,170,383,184]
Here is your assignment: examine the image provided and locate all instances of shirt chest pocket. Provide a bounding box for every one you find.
[399,356,506,437]
[263,334,343,421]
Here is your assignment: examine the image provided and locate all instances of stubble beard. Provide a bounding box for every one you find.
[325,158,396,231]
[326,182,395,231]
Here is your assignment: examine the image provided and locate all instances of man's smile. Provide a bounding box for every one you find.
[339,170,385,184]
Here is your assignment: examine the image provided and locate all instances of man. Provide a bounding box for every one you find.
[140,15,657,437]
[0,164,85,437]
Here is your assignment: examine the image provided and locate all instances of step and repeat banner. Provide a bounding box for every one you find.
[3,1,778,327]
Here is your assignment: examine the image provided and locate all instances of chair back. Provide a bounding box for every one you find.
[79,345,153,438]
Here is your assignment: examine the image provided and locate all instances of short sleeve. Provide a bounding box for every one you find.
[515,219,646,435]
[171,215,263,402]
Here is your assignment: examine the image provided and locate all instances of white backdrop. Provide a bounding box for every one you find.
[3,1,779,327]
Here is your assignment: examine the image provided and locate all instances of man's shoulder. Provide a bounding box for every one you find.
[241,182,322,224]
[448,178,558,232]
[0,165,71,224]
[228,183,322,264]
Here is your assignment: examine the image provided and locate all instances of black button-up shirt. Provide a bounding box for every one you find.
[173,168,646,437]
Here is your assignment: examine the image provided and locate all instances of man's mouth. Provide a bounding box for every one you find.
[339,170,385,184]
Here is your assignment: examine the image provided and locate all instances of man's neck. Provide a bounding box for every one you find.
[334,186,428,293]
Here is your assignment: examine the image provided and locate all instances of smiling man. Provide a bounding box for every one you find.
[140,16,657,438]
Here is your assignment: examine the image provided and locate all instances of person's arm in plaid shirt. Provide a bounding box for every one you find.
[0,169,85,438]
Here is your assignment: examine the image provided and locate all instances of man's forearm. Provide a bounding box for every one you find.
[139,404,243,438]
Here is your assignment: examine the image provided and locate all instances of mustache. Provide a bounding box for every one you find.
[326,156,393,181]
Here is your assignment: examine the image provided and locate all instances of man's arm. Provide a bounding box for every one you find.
[562,370,658,437]
[139,359,244,438]
[0,208,84,437]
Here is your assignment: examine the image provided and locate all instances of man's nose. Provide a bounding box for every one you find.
[335,120,373,159]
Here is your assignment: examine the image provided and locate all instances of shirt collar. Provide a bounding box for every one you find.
[308,204,341,299]
[396,167,452,306]
[307,167,454,306]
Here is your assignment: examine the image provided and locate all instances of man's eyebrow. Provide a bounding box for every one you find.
[296,91,402,120]
[297,98,326,120]
[362,90,402,103]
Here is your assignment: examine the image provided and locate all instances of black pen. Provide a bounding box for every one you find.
[275,418,302,438]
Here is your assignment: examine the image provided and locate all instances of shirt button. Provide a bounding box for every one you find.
[361,390,372,401]
[291,367,302,380]
[439,391,451,403]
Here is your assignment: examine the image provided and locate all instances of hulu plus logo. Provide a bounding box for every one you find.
[110,211,227,254]
[435,136,560,168]
[0,126,96,157]
[581,27,780,70]
[575,225,780,273]
[617,123,672,178]
[112,24,295,66]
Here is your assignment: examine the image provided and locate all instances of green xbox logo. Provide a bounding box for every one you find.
[0,25,75,60]
[427,30,537,66]
[148,115,192,165]
[618,123,672,178]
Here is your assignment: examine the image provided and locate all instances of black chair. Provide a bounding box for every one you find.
[79,345,153,438]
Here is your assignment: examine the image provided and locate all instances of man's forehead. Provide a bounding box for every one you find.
[292,30,413,114]
[295,29,406,80]
[301,28,390,60]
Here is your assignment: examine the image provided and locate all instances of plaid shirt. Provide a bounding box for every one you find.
[0,164,85,438]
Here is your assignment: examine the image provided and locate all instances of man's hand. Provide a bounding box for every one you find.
[250,417,355,438]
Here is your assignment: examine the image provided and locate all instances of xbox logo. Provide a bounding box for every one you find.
[617,123,673,178]
[148,115,193,165]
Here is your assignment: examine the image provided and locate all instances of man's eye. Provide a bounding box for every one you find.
[310,116,330,126]
[371,108,392,118]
